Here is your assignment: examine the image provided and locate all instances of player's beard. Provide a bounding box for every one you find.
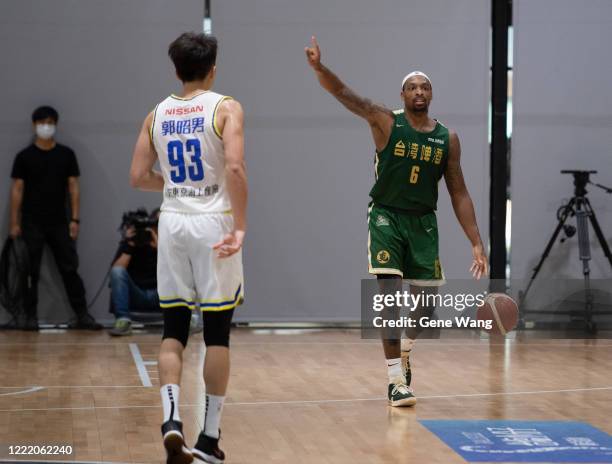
[408,99,429,113]
[411,105,428,113]
[409,103,429,114]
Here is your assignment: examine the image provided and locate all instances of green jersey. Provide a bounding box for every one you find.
[369,109,449,212]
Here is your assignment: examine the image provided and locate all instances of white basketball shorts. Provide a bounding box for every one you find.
[157,211,244,312]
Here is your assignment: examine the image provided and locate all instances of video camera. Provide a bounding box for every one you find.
[561,170,597,197]
[120,208,159,247]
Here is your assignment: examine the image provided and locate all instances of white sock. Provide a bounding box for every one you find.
[386,358,402,383]
[401,338,415,353]
[204,394,225,439]
[161,384,181,422]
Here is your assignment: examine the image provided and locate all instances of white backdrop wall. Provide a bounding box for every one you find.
[512,0,612,284]
[213,0,491,321]
[0,0,203,323]
[0,1,491,324]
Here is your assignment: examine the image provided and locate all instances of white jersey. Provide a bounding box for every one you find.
[151,91,232,214]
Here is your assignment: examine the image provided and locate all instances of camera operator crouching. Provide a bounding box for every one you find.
[109,208,160,336]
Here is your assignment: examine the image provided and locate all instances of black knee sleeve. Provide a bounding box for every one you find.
[202,309,234,347]
[162,306,192,347]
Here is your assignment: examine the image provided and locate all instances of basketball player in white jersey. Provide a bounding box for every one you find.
[130,32,247,464]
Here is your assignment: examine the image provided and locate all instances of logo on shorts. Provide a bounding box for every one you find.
[376,250,391,264]
[375,215,390,227]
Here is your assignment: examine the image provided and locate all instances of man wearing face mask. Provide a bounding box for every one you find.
[8,106,101,330]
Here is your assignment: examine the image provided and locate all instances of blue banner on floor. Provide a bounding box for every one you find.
[419,420,612,462]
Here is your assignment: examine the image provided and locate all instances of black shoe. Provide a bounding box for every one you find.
[162,420,193,464]
[68,313,103,330]
[192,431,225,464]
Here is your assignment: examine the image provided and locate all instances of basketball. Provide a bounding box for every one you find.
[477,293,519,335]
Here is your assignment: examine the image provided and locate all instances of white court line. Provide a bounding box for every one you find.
[224,386,612,406]
[231,338,612,348]
[0,460,141,464]
[0,386,609,413]
[0,386,45,396]
[143,361,157,366]
[128,343,152,388]
[1,341,612,347]
[0,385,150,389]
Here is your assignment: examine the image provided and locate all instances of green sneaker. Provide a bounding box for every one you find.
[109,318,132,336]
[388,378,417,407]
[401,349,412,387]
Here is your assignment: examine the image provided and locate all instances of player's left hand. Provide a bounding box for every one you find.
[69,221,79,240]
[470,243,488,280]
[213,230,245,258]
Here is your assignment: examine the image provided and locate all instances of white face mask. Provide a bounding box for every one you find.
[35,123,56,140]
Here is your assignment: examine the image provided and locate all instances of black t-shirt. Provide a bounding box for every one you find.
[11,143,80,223]
[114,243,158,289]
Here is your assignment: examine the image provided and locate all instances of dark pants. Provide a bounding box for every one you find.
[22,217,87,319]
[110,266,159,320]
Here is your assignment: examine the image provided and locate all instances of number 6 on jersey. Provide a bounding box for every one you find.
[409,165,420,184]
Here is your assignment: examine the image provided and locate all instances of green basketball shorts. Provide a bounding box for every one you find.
[367,203,445,286]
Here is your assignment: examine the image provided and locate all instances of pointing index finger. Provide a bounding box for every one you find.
[311,35,319,50]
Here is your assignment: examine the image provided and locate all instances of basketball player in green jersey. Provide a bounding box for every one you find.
[305,36,488,406]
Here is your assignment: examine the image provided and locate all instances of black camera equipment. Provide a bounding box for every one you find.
[518,170,612,333]
[120,208,158,247]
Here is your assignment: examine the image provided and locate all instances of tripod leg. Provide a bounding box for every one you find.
[576,200,594,333]
[583,273,596,333]
[586,200,612,269]
[518,201,574,330]
[521,200,574,303]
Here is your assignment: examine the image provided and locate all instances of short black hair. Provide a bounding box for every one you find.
[168,32,218,82]
[32,106,59,123]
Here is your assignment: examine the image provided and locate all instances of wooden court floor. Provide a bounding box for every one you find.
[0,329,611,463]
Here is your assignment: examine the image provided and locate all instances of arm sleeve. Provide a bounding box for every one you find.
[67,148,80,177]
[10,153,25,179]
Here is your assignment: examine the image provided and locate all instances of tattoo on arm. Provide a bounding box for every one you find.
[335,86,393,122]
[444,132,467,196]
[444,131,483,247]
[317,64,393,124]
[445,159,467,195]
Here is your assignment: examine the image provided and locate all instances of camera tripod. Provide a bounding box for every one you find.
[518,170,612,333]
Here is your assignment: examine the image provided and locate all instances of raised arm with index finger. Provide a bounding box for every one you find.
[304,36,394,152]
